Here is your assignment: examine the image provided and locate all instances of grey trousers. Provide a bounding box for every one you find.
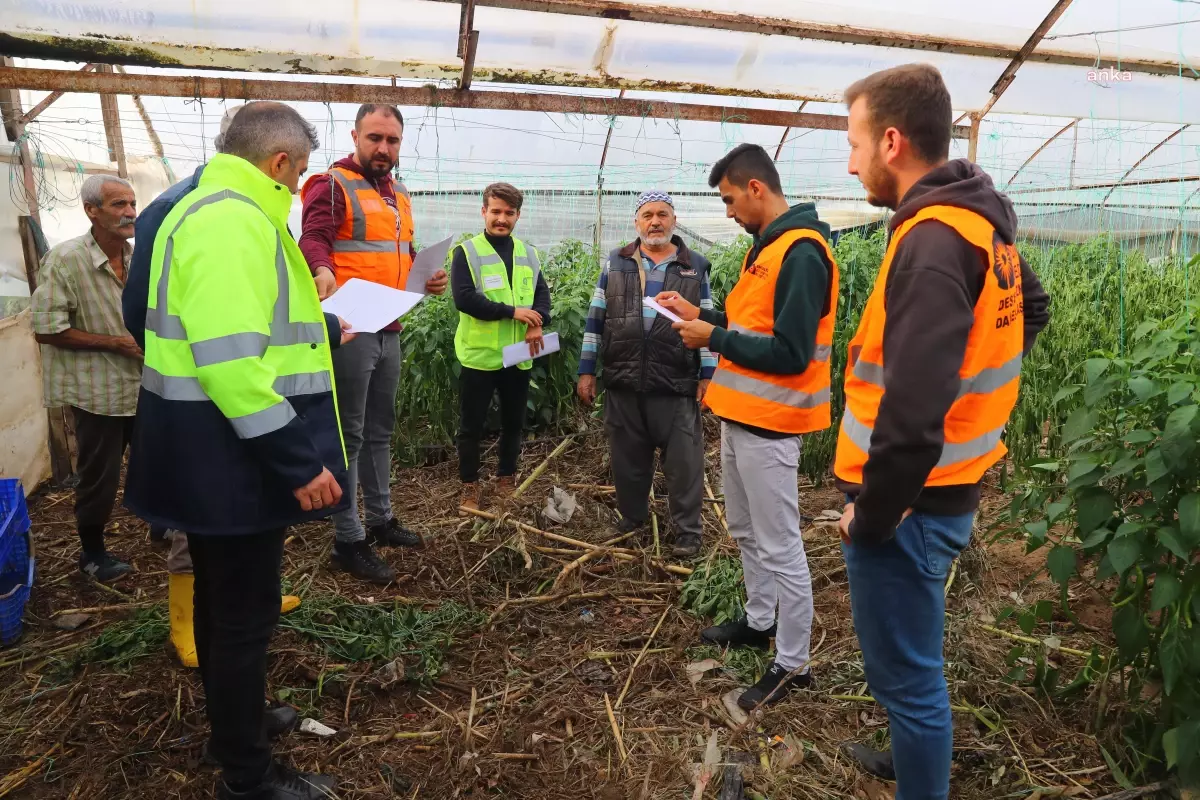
[330,331,403,544]
[721,422,814,672]
[604,389,703,537]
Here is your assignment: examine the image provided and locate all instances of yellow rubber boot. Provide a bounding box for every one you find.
[280,595,301,615]
[168,573,199,668]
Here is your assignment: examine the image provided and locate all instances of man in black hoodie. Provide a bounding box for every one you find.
[834,64,1050,799]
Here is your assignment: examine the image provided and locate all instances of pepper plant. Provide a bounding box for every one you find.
[1006,304,1200,787]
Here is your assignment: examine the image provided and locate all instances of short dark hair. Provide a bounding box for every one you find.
[844,64,952,164]
[220,101,319,163]
[482,182,523,211]
[355,104,404,129]
[708,144,783,195]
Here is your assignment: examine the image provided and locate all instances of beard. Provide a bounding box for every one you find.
[861,157,900,210]
[360,155,394,180]
[642,230,672,246]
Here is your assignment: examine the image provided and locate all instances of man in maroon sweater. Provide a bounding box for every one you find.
[299,104,448,585]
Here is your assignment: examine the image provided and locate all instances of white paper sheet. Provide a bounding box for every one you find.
[642,296,684,323]
[502,331,561,368]
[320,278,424,333]
[404,235,454,294]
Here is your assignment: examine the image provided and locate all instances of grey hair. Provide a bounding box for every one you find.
[212,103,244,153]
[80,175,134,207]
[218,101,320,164]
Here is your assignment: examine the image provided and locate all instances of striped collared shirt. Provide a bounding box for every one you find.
[30,231,140,416]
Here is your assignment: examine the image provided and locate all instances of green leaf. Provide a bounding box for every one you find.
[1114,521,1144,537]
[1099,744,1135,791]
[1150,573,1182,612]
[1075,488,1115,534]
[1179,493,1200,544]
[1161,625,1188,695]
[1047,545,1077,585]
[1028,461,1061,472]
[1128,376,1157,401]
[1083,376,1119,407]
[1164,727,1180,770]
[1085,358,1111,383]
[1163,722,1200,773]
[1107,537,1141,577]
[1122,430,1155,445]
[1033,600,1054,622]
[1067,456,1102,489]
[1145,448,1170,485]
[1168,380,1195,405]
[1166,403,1199,436]
[1157,525,1191,560]
[1051,385,1081,404]
[1113,604,1149,662]
[1133,320,1158,341]
[1046,500,1071,524]
[1018,611,1036,635]
[1063,407,1098,444]
[1024,520,1048,547]
[1103,455,1139,480]
[1081,528,1111,549]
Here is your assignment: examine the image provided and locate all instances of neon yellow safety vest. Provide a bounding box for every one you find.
[453,233,541,371]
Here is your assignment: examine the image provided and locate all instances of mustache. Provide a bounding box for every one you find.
[118,217,136,226]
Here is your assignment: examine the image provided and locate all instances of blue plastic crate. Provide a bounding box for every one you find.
[0,479,33,647]
[0,532,32,647]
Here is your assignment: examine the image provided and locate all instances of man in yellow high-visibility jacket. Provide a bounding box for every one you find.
[126,101,351,800]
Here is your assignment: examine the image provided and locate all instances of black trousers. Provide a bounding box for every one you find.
[457,366,531,483]
[71,407,134,555]
[188,529,285,789]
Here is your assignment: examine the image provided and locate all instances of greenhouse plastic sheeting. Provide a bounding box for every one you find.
[4,0,1200,122]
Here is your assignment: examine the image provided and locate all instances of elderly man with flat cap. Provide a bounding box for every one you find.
[577,190,715,557]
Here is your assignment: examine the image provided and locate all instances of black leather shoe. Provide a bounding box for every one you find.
[79,553,132,583]
[736,660,813,710]
[367,518,424,549]
[841,742,896,781]
[671,534,702,558]
[264,706,298,739]
[615,517,645,535]
[700,616,775,649]
[331,541,396,585]
[218,762,336,799]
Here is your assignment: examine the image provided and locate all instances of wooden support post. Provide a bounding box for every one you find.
[0,57,41,229]
[97,65,128,178]
[458,0,479,90]
[967,113,981,163]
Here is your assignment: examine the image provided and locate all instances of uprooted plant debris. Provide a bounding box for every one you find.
[0,428,1153,799]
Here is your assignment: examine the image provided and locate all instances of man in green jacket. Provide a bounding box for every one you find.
[126,101,349,800]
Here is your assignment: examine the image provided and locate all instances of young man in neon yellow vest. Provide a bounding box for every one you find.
[451,183,552,511]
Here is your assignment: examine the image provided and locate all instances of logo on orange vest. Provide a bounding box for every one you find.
[746,263,771,279]
[992,241,1020,291]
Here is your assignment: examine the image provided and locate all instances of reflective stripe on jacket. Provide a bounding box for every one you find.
[300,165,414,289]
[453,233,540,371]
[834,205,1024,487]
[704,229,839,434]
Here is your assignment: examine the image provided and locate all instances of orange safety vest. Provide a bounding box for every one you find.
[300,165,414,289]
[704,229,839,435]
[833,205,1024,487]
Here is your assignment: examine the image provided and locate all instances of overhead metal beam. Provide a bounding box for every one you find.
[1008,174,1200,194]
[1101,124,1190,205]
[978,0,1074,119]
[0,65,974,136]
[17,62,95,124]
[1005,118,1078,188]
[773,101,808,161]
[428,0,1199,80]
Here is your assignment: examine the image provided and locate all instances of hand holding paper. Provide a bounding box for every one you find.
[502,331,560,368]
[405,235,454,294]
[642,296,684,323]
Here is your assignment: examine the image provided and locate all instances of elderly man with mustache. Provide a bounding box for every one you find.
[576,190,715,558]
[31,174,142,582]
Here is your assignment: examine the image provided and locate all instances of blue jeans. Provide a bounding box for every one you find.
[842,510,975,800]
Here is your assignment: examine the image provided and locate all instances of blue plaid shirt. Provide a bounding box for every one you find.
[579,249,717,379]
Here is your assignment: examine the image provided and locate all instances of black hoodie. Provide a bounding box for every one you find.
[840,159,1051,545]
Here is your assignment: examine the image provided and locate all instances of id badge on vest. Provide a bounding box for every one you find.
[483,274,505,291]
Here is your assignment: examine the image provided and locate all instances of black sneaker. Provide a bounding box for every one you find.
[736,660,814,711]
[79,553,132,583]
[700,616,775,649]
[671,534,702,558]
[218,762,336,799]
[367,518,424,549]
[149,526,169,546]
[203,706,302,766]
[331,541,396,585]
[841,742,896,781]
